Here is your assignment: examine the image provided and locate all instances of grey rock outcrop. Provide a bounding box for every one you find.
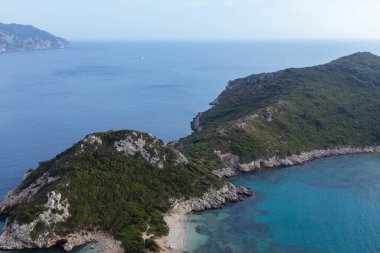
[83,135,102,145]
[212,167,237,178]
[235,146,380,172]
[0,191,70,250]
[0,173,59,215]
[39,191,70,226]
[0,224,115,251]
[0,190,116,251]
[190,113,203,132]
[170,182,253,215]
[212,147,380,177]
[211,151,240,178]
[114,131,188,168]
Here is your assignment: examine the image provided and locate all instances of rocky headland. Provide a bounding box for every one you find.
[0,23,70,52]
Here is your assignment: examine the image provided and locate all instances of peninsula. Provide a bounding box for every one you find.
[0,52,379,253]
[0,23,70,52]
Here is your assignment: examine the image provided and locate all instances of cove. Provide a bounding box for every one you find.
[185,153,380,253]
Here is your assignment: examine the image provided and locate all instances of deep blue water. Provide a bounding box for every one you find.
[1,41,380,252]
[185,154,380,253]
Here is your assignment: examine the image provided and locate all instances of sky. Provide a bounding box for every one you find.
[1,0,380,40]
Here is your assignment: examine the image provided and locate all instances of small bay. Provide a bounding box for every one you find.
[185,153,380,253]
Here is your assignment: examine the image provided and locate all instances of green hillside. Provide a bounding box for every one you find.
[1,130,222,252]
[177,52,380,168]
[1,52,379,253]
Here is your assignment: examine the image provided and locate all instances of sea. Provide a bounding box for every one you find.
[1,41,380,253]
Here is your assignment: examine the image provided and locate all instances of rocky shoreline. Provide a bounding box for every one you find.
[157,182,252,252]
[190,113,203,132]
[0,175,252,252]
[212,146,380,178]
[1,146,378,252]
[158,146,380,253]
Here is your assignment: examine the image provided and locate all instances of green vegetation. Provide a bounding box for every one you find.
[3,52,380,253]
[145,238,159,252]
[177,52,380,166]
[30,221,46,240]
[7,130,223,253]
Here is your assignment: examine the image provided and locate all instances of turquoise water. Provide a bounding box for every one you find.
[185,154,380,253]
[1,41,380,252]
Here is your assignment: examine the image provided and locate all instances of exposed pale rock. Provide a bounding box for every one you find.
[114,133,164,168]
[39,191,70,226]
[212,167,236,178]
[262,107,273,122]
[190,112,203,132]
[83,135,102,145]
[114,131,188,168]
[173,149,189,165]
[215,151,240,170]
[0,220,37,250]
[0,189,122,252]
[170,182,252,215]
[0,173,59,215]
[0,191,70,250]
[157,182,252,252]
[21,171,32,182]
[212,152,240,178]
[80,135,103,152]
[0,223,120,252]
[239,146,380,172]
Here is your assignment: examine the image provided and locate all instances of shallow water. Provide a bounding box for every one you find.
[1,41,380,252]
[185,153,380,253]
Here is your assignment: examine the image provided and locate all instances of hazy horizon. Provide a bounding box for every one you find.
[2,0,380,41]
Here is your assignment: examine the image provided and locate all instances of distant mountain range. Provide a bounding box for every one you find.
[0,23,70,52]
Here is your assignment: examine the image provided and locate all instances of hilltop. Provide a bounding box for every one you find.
[176,52,380,173]
[0,23,70,52]
[0,130,251,252]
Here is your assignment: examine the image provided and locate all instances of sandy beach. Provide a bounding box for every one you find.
[157,213,188,253]
[85,232,124,253]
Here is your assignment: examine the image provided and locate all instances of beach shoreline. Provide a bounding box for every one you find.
[157,213,188,253]
[85,232,124,253]
[157,148,380,252]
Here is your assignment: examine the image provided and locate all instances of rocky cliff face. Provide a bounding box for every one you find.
[190,113,203,132]
[0,23,70,52]
[0,191,71,250]
[0,173,59,215]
